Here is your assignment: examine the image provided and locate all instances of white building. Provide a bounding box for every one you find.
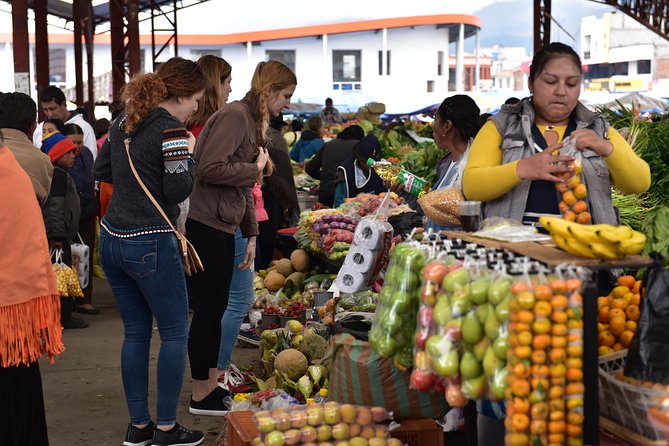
[580,12,669,93]
[0,14,493,114]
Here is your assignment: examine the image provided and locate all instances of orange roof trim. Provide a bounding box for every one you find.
[0,14,480,45]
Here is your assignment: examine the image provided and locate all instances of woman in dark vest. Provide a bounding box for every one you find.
[332,134,387,207]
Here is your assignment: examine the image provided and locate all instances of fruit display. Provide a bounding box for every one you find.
[505,273,584,446]
[540,216,647,260]
[555,137,592,224]
[410,260,512,405]
[252,403,396,446]
[597,275,642,355]
[368,244,427,370]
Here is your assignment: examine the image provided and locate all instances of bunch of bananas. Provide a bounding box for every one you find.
[539,216,646,260]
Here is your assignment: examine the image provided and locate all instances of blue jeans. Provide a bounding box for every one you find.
[217,228,254,369]
[99,228,189,426]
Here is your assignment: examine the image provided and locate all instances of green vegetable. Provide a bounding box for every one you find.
[297,375,314,400]
[641,206,669,260]
[399,141,443,185]
[307,365,327,387]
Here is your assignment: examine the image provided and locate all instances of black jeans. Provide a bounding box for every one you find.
[186,219,235,380]
[0,361,48,446]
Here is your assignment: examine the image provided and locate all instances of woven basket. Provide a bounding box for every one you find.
[599,349,666,441]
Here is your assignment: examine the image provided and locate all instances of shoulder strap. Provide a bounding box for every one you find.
[124,138,180,237]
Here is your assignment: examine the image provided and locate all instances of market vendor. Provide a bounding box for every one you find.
[390,95,487,232]
[332,134,387,208]
[463,42,650,227]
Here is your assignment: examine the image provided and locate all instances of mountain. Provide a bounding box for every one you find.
[474,0,616,51]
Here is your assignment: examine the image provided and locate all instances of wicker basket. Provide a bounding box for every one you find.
[599,349,666,441]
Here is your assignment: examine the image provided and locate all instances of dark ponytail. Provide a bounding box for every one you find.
[436,94,484,140]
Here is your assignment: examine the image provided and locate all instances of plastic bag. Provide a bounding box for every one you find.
[625,256,669,384]
[70,233,90,289]
[368,243,426,368]
[418,187,463,226]
[556,136,591,224]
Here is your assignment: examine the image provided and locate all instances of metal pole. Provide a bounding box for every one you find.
[456,23,464,92]
[127,0,141,76]
[34,0,50,119]
[73,0,84,105]
[110,0,125,102]
[84,0,96,119]
[11,0,30,94]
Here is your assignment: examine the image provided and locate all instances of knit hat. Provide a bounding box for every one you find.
[42,131,76,163]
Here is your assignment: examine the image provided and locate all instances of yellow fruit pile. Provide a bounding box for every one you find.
[597,275,641,355]
[540,216,646,260]
[506,277,584,446]
[53,263,84,298]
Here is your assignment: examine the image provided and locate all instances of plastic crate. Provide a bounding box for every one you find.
[599,350,666,441]
[391,418,444,446]
[219,411,259,446]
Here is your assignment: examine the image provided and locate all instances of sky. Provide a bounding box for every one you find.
[0,0,615,51]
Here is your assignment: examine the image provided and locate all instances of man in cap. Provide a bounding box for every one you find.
[332,134,387,207]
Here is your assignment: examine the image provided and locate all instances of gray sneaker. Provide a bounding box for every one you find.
[152,424,204,446]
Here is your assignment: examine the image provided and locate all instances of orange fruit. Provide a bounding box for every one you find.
[611,298,628,310]
[612,342,625,352]
[609,316,626,336]
[566,423,582,437]
[531,377,550,390]
[630,293,641,306]
[566,382,584,396]
[550,348,566,363]
[568,174,581,188]
[626,304,640,321]
[563,210,577,222]
[534,284,553,301]
[552,294,569,309]
[617,275,636,289]
[573,183,587,198]
[515,345,532,359]
[619,330,635,347]
[576,211,592,224]
[532,364,550,377]
[533,334,551,350]
[534,301,553,318]
[632,280,642,294]
[608,308,626,320]
[597,322,608,332]
[548,421,567,434]
[517,331,533,346]
[512,281,530,295]
[611,285,630,299]
[531,350,547,364]
[599,346,615,356]
[551,279,567,294]
[530,419,547,435]
[517,291,536,310]
[548,386,564,400]
[517,310,534,324]
[556,182,570,193]
[533,319,552,334]
[506,433,530,446]
[531,402,549,419]
[512,379,530,397]
[572,200,588,214]
[550,363,566,378]
[552,310,568,324]
[625,320,637,332]
[511,413,530,432]
[548,433,566,444]
[598,306,611,323]
[566,357,582,369]
[598,330,615,347]
[567,345,583,358]
[551,336,567,348]
[567,412,584,426]
[567,367,583,381]
[552,324,567,336]
[558,201,570,213]
[513,363,529,379]
[597,296,610,308]
[565,278,582,291]
[513,397,530,413]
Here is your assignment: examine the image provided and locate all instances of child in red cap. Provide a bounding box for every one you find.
[41,131,77,169]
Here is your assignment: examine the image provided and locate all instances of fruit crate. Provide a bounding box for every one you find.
[391,418,444,446]
[599,350,665,442]
[218,411,258,446]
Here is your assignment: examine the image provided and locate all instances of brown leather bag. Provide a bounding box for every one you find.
[124,138,203,276]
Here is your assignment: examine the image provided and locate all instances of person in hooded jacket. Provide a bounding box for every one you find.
[290,116,324,162]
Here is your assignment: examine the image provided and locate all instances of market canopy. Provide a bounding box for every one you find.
[602,92,668,112]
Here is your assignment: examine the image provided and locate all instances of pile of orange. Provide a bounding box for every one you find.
[597,275,642,355]
[506,277,584,446]
[556,161,591,224]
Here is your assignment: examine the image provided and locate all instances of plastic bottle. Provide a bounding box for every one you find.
[366,158,431,198]
[314,388,328,403]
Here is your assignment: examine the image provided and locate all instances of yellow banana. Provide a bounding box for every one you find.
[564,238,598,259]
[616,231,647,255]
[588,241,624,260]
[567,224,601,245]
[596,225,633,243]
[540,216,574,240]
[552,234,573,254]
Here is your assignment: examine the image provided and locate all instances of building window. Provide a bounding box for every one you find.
[583,35,591,60]
[638,59,651,74]
[333,50,361,82]
[49,48,67,84]
[190,49,221,60]
[448,68,456,91]
[437,51,444,76]
[266,50,296,72]
[427,80,435,92]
